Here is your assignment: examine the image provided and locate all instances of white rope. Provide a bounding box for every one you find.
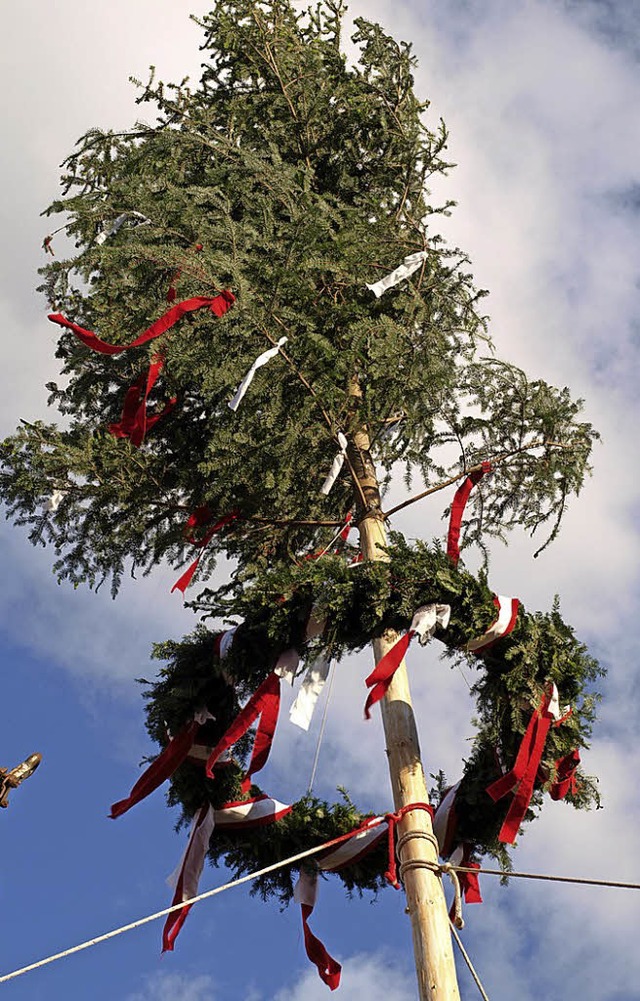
[0,832,353,986]
[449,921,491,1001]
[307,660,337,793]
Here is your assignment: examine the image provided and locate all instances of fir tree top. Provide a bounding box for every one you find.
[2,0,596,595]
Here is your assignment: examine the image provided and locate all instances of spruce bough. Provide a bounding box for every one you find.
[2,0,601,911]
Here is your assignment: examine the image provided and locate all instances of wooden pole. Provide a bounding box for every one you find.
[350,413,461,1001]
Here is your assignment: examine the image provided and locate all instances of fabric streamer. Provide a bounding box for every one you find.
[162,803,215,952]
[171,509,240,594]
[364,604,451,719]
[228,337,288,412]
[467,595,520,653]
[205,672,281,792]
[214,794,292,829]
[289,655,332,731]
[446,462,492,565]
[433,782,461,859]
[486,684,570,844]
[549,749,580,800]
[317,817,387,872]
[320,432,349,496]
[108,353,177,447]
[44,489,66,513]
[365,250,428,298]
[449,844,483,906]
[95,211,150,245]
[109,716,203,819]
[48,292,235,356]
[293,869,342,991]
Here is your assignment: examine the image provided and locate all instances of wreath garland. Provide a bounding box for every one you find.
[139,534,602,904]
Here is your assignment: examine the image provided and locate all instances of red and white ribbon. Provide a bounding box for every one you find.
[49,292,235,356]
[163,803,215,952]
[433,782,460,859]
[320,433,348,496]
[317,816,387,871]
[467,595,520,653]
[364,604,451,719]
[449,843,483,906]
[366,251,428,298]
[486,683,570,844]
[95,211,150,245]
[228,337,287,412]
[214,794,292,829]
[293,869,341,991]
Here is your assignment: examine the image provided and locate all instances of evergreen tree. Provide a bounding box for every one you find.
[1,2,602,996]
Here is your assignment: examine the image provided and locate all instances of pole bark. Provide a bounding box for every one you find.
[350,417,461,1001]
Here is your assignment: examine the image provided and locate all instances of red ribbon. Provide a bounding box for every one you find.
[171,509,240,594]
[549,749,580,800]
[48,291,235,355]
[457,845,483,905]
[447,461,492,565]
[205,672,281,793]
[364,631,414,720]
[486,691,558,844]
[108,353,177,446]
[384,802,434,889]
[300,903,342,991]
[109,718,200,819]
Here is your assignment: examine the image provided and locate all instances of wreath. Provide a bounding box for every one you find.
[138,535,602,903]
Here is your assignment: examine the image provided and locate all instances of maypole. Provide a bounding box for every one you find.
[352,403,461,999]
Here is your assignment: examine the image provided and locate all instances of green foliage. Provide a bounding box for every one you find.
[1,0,597,589]
[143,538,602,892]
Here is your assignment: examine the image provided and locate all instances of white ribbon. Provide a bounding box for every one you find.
[320,432,348,496]
[410,604,451,645]
[289,655,332,731]
[228,337,287,412]
[365,251,428,298]
[44,489,66,513]
[433,781,460,858]
[274,647,300,685]
[546,682,570,722]
[95,211,150,245]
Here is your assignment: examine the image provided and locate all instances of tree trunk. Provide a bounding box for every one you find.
[350,424,461,1001]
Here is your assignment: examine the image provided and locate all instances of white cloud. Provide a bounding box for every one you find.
[274,951,415,1001]
[126,971,216,1001]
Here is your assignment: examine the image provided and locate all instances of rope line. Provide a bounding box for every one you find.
[450,921,491,1001]
[307,660,337,794]
[454,864,640,891]
[0,825,372,987]
[2,815,639,988]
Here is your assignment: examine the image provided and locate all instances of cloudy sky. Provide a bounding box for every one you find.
[1,2,639,999]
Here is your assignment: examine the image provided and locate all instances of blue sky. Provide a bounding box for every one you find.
[1,2,640,999]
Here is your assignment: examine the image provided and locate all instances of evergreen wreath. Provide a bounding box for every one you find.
[144,535,602,902]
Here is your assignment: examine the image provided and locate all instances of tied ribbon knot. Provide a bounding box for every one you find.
[383,802,435,889]
[550,749,581,801]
